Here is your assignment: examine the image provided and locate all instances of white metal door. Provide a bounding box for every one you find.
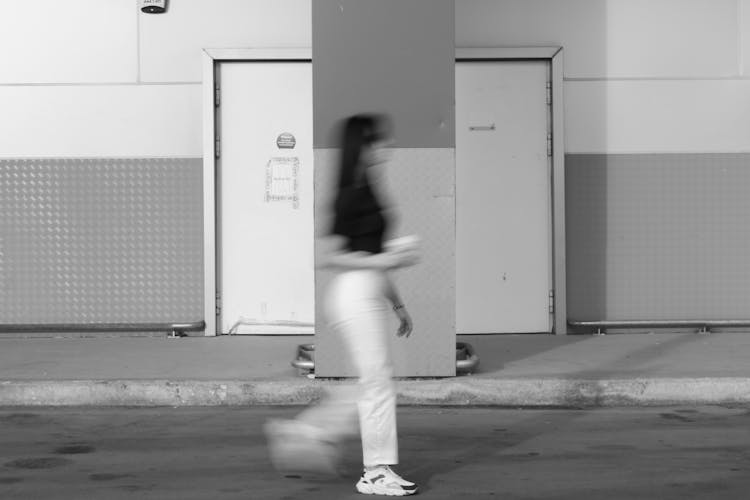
[456,61,552,333]
[218,62,314,334]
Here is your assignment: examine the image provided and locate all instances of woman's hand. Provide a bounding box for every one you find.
[394,306,413,337]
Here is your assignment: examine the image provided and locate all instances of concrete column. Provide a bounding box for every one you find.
[313,0,456,377]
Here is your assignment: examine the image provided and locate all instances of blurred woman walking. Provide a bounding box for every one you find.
[265,114,420,496]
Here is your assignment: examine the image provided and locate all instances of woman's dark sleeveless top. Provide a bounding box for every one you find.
[332,180,388,254]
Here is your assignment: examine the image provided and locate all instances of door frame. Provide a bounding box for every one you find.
[202,48,312,336]
[201,47,567,336]
[456,47,567,334]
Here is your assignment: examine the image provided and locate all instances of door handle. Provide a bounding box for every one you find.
[469,124,495,131]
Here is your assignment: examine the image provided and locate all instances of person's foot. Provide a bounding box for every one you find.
[355,465,418,496]
[264,419,341,476]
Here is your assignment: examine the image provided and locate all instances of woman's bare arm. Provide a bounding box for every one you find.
[318,235,417,271]
[384,273,414,337]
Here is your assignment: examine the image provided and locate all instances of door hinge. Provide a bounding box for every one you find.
[214,84,221,107]
[546,81,552,105]
[215,291,222,316]
[215,137,221,159]
[549,290,555,314]
[547,133,553,157]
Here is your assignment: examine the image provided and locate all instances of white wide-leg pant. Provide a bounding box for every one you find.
[297,269,398,467]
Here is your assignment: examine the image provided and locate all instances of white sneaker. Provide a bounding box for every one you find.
[356,465,418,496]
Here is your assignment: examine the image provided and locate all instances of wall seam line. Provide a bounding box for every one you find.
[740,0,745,77]
[0,155,202,160]
[564,151,750,156]
[564,77,750,83]
[0,82,202,87]
[136,2,142,84]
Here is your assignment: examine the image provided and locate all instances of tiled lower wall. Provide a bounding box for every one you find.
[8,153,747,333]
[0,158,203,327]
[566,153,750,322]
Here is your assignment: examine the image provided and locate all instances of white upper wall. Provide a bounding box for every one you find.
[0,85,202,158]
[565,80,750,154]
[743,0,750,75]
[0,0,138,83]
[2,0,748,156]
[0,0,311,157]
[140,0,312,82]
[0,0,311,85]
[457,0,750,152]
[456,0,739,79]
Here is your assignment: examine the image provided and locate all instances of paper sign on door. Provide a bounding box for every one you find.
[265,157,300,209]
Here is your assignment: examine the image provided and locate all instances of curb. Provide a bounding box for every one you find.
[396,378,750,406]
[2,378,750,407]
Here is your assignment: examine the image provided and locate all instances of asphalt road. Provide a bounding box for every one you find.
[1,405,749,499]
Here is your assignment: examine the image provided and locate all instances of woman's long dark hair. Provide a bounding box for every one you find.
[336,114,388,189]
[331,114,391,236]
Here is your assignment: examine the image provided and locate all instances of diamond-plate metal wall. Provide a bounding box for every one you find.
[314,149,456,377]
[567,153,750,322]
[0,158,203,326]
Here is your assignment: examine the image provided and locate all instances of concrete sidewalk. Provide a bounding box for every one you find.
[1,332,750,406]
